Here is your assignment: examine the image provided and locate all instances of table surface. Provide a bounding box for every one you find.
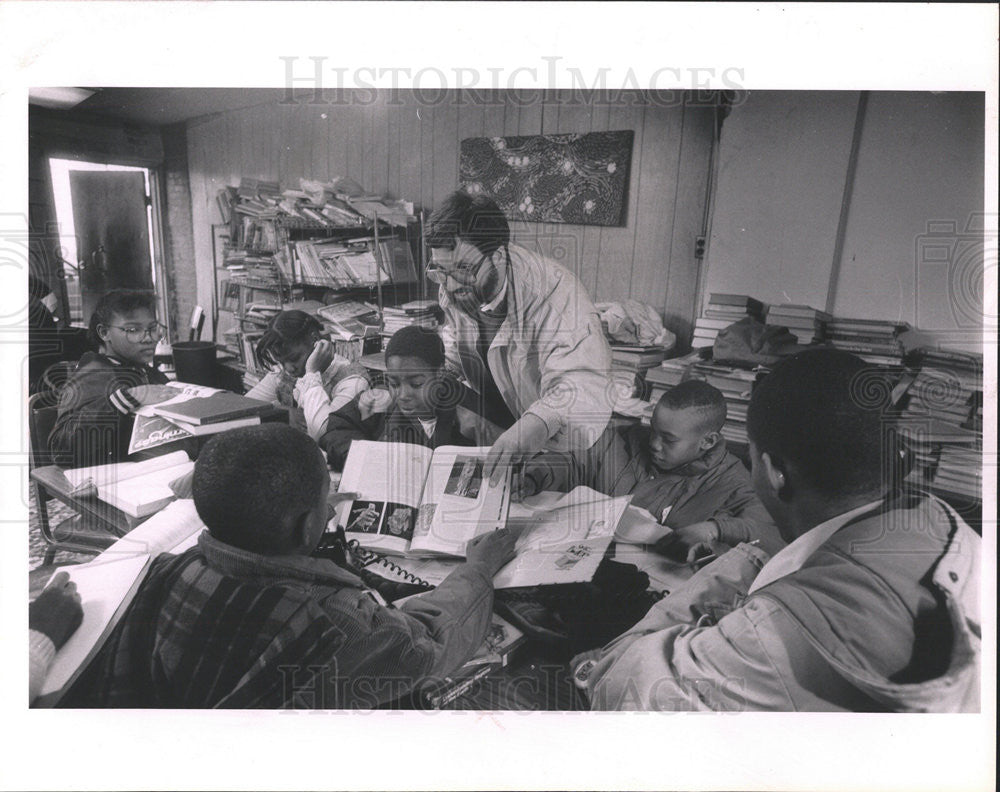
[31,466,136,537]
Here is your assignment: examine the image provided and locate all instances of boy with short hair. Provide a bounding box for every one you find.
[79,424,518,708]
[586,350,981,711]
[319,325,504,469]
[48,289,174,467]
[520,380,782,560]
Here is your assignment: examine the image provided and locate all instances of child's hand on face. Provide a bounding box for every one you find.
[305,340,334,374]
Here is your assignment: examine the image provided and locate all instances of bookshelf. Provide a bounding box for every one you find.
[653,295,984,529]
[210,179,425,391]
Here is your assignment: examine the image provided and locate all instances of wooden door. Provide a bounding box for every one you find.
[69,170,152,321]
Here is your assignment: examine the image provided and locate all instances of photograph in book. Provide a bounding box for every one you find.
[331,440,511,557]
[444,456,484,499]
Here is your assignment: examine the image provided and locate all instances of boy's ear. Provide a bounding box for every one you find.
[700,431,722,452]
[289,504,322,553]
[760,451,788,496]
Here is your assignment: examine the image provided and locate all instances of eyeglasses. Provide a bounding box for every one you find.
[425,246,507,286]
[106,323,166,343]
[425,255,487,286]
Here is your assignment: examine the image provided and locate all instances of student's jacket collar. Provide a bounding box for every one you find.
[197,531,367,591]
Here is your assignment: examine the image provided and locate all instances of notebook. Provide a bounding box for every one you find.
[64,451,194,519]
[32,554,153,707]
[152,391,272,425]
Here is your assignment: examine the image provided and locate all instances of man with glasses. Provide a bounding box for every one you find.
[425,190,614,485]
[49,288,175,467]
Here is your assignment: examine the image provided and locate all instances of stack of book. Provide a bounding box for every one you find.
[687,360,763,447]
[224,251,284,285]
[694,294,766,349]
[644,351,703,405]
[825,317,910,367]
[766,304,831,345]
[896,348,983,501]
[611,344,666,392]
[932,443,983,503]
[381,300,440,339]
[291,240,384,287]
[418,613,525,709]
[317,299,382,341]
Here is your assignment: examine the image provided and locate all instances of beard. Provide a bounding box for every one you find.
[450,261,502,316]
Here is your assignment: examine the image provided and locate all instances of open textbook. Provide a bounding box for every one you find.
[332,441,512,557]
[63,450,195,519]
[362,486,632,589]
[32,499,207,707]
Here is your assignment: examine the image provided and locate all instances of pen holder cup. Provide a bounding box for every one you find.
[172,341,217,387]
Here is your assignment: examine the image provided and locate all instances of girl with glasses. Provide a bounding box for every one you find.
[49,288,174,466]
[244,310,370,441]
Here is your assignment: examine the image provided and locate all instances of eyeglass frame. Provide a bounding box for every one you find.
[424,244,508,286]
[102,322,167,342]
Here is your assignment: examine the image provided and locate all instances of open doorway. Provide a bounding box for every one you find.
[47,158,168,331]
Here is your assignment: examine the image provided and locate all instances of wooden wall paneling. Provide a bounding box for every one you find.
[629,103,683,318]
[345,103,366,188]
[249,104,266,180]
[238,106,254,179]
[308,105,329,180]
[326,98,348,178]
[548,95,593,286]
[663,103,714,345]
[362,100,377,193]
[419,98,436,212]
[510,97,544,250]
[186,119,213,328]
[432,100,460,206]
[293,102,312,183]
[594,97,644,303]
[372,93,390,196]
[397,95,422,205]
[385,91,402,200]
[482,96,505,140]
[223,112,239,186]
[580,95,611,299]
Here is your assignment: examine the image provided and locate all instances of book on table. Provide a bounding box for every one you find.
[331,440,513,558]
[32,499,209,708]
[151,390,271,425]
[63,450,195,519]
[32,554,152,708]
[128,382,270,454]
[358,485,632,590]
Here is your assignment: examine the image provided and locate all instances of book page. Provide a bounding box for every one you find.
[614,504,674,545]
[334,440,434,554]
[94,459,195,518]
[63,450,191,489]
[100,498,206,559]
[409,446,511,557]
[35,554,153,705]
[492,487,631,588]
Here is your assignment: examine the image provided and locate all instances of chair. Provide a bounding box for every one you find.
[28,390,120,565]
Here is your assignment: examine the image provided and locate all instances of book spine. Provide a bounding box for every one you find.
[426,663,496,709]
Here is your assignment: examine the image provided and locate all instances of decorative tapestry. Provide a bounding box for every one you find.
[460,130,634,227]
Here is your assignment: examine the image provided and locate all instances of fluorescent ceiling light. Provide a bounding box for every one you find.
[28,87,97,109]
